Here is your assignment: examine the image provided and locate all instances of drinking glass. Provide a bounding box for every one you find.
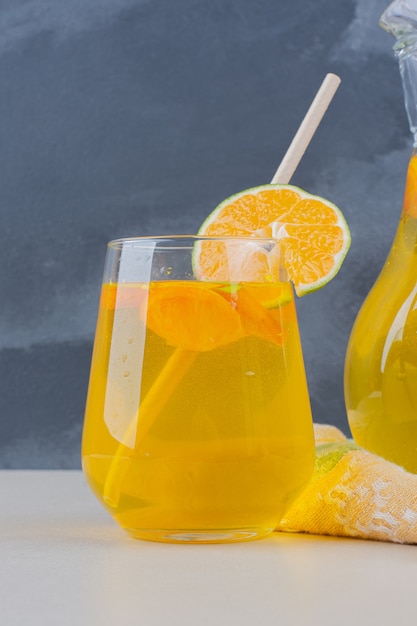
[82,235,315,543]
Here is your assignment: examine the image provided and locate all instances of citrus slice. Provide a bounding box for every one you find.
[144,281,245,351]
[195,184,351,296]
[215,284,291,345]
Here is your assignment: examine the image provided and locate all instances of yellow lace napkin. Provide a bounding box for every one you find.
[276,424,417,544]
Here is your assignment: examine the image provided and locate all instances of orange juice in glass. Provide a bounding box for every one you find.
[82,236,315,543]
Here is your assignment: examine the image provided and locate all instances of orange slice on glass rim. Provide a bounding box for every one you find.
[194,184,351,296]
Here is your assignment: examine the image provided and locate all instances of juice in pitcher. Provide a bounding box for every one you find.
[345,156,417,471]
[345,2,417,472]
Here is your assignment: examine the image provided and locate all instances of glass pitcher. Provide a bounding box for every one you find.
[344,1,417,472]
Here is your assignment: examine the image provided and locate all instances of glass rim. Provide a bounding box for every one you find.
[107,234,280,250]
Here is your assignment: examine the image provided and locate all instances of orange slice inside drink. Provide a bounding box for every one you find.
[144,282,245,351]
[194,184,351,296]
[100,281,290,353]
[144,280,293,350]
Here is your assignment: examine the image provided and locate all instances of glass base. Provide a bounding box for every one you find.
[124,527,274,544]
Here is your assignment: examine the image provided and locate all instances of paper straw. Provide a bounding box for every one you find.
[270,73,341,184]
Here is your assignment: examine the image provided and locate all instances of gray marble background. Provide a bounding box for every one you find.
[0,0,411,467]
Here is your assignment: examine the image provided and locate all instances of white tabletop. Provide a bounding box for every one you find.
[1,470,416,625]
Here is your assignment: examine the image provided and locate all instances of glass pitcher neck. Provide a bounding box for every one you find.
[381,1,417,146]
[380,1,417,42]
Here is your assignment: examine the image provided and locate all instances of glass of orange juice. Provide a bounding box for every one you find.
[82,235,315,543]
